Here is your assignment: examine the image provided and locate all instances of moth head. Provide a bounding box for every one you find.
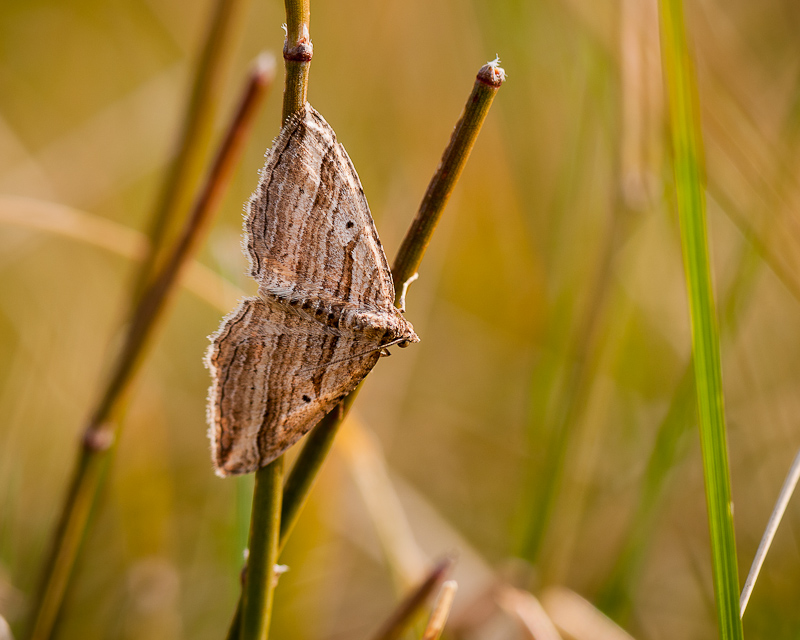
[397,326,420,348]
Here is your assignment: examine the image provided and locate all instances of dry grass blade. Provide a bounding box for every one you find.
[541,587,635,640]
[420,580,457,640]
[369,559,454,640]
[740,448,800,616]
[342,416,428,584]
[0,196,244,312]
[496,586,562,640]
[658,0,743,637]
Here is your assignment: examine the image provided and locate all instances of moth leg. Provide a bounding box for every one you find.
[398,272,419,313]
[379,347,392,357]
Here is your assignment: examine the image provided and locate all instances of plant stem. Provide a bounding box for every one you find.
[658,1,743,638]
[392,60,505,298]
[226,394,356,640]
[282,0,312,119]
[27,58,274,640]
[239,457,284,640]
[135,0,251,297]
[233,3,312,639]
[370,558,453,640]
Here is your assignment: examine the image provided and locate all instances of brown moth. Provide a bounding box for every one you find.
[206,103,418,477]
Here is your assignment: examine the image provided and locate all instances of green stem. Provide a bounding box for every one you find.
[282,0,312,119]
[227,393,356,640]
[26,58,274,640]
[239,458,284,640]
[659,1,743,638]
[135,0,251,298]
[232,3,312,639]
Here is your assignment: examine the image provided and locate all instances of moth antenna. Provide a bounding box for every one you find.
[298,337,408,373]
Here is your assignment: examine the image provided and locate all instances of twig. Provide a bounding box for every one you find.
[370,558,454,640]
[26,57,274,640]
[421,581,458,640]
[135,0,252,297]
[740,447,800,616]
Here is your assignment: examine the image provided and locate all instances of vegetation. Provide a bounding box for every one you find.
[1,1,800,638]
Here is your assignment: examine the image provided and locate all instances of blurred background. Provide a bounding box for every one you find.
[2,0,800,638]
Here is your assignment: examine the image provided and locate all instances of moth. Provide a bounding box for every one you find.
[206,103,418,476]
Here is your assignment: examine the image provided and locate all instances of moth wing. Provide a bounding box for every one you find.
[245,103,396,312]
[206,296,381,476]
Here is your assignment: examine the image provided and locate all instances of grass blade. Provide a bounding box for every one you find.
[420,581,458,640]
[740,448,800,615]
[370,559,453,640]
[658,0,743,637]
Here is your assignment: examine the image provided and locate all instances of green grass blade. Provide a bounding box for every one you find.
[658,1,743,638]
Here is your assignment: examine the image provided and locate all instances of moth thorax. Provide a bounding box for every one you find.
[339,308,398,337]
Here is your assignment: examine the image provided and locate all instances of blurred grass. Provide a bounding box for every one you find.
[3,1,800,639]
[659,0,742,637]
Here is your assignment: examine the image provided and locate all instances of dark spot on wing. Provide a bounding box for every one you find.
[346,220,354,229]
[302,394,311,403]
